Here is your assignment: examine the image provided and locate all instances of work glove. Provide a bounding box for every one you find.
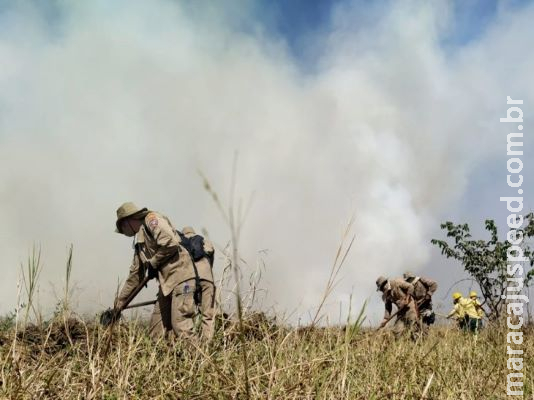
[100,307,121,326]
[147,266,158,280]
[398,299,409,310]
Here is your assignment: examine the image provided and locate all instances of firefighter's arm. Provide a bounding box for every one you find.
[116,253,143,310]
[144,214,180,269]
[399,280,415,297]
[203,238,215,266]
[382,299,393,324]
[446,307,456,319]
[447,303,460,319]
[474,300,486,316]
[203,238,214,256]
[422,278,438,297]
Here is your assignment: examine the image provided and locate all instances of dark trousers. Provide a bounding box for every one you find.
[459,316,482,333]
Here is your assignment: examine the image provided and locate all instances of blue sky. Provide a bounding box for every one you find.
[1,0,531,59]
[252,0,529,56]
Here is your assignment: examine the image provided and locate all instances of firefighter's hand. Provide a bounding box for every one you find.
[147,266,158,280]
[139,252,157,279]
[100,307,121,326]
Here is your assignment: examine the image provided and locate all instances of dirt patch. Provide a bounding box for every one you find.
[16,317,87,353]
[222,312,282,341]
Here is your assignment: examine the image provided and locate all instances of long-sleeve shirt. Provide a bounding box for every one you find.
[448,298,480,320]
[116,212,196,308]
[382,278,415,321]
[471,298,485,318]
[411,276,438,302]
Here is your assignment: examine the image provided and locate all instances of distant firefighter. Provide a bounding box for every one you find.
[403,271,437,329]
[447,292,482,333]
[376,276,420,340]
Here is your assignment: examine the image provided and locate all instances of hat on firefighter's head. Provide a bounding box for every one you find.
[376,276,388,291]
[452,292,462,301]
[403,271,416,281]
[469,291,478,299]
[115,202,148,233]
[182,226,196,235]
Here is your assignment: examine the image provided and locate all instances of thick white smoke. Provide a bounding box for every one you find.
[0,0,532,323]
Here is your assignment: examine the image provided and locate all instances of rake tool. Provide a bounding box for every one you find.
[100,275,155,326]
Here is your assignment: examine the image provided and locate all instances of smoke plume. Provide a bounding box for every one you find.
[0,0,533,323]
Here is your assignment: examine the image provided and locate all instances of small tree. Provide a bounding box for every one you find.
[431,213,534,319]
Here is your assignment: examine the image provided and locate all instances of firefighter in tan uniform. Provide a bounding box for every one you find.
[180,226,216,339]
[376,276,419,339]
[403,271,438,328]
[114,202,199,339]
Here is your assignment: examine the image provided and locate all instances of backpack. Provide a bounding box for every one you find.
[142,222,206,306]
[176,231,206,306]
[177,231,207,262]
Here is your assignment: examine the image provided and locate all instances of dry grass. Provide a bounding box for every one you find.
[1,312,532,399]
[3,176,532,399]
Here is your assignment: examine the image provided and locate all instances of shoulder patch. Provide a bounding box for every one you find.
[146,213,159,229]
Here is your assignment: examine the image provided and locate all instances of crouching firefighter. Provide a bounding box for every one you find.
[376,276,420,340]
[178,226,216,340]
[112,202,207,340]
[403,271,437,331]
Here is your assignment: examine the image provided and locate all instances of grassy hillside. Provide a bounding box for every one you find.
[0,312,531,399]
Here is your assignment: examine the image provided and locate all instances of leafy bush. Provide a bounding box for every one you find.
[431,213,534,319]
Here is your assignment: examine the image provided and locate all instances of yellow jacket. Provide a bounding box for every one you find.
[448,297,480,320]
[471,299,485,318]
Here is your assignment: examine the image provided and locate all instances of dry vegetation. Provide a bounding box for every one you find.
[0,310,532,399]
[2,181,532,399]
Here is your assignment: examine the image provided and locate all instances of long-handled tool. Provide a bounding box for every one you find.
[377,296,424,331]
[377,307,403,330]
[123,299,157,310]
[100,275,152,326]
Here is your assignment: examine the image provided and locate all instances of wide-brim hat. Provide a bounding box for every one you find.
[376,276,387,291]
[115,202,148,233]
[403,271,416,280]
[182,226,196,235]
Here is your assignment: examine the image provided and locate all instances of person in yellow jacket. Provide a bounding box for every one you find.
[469,291,485,319]
[447,292,481,333]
